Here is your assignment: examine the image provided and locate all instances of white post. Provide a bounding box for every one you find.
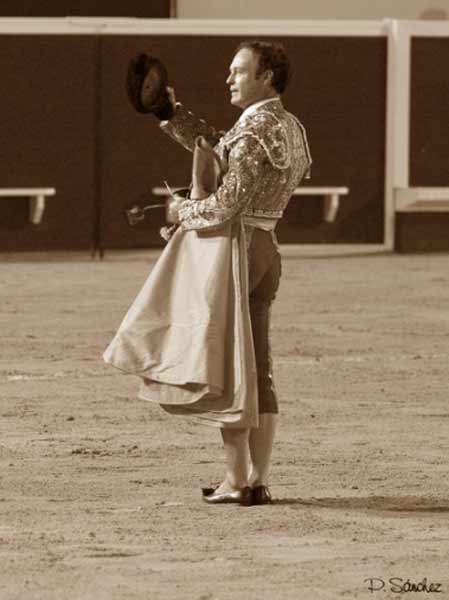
[384,19,411,251]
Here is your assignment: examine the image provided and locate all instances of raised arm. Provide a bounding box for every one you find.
[160,93,225,153]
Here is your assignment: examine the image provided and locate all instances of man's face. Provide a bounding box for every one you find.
[226,48,274,110]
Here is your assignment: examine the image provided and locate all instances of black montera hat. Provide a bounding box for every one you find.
[126,53,174,120]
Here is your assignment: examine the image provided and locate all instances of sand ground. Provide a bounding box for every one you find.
[1,245,448,600]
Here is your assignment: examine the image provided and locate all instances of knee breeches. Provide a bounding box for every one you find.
[247,228,282,414]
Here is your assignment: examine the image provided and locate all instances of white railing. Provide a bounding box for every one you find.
[0,17,386,36]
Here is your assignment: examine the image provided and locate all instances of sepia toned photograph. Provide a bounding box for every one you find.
[1,1,448,598]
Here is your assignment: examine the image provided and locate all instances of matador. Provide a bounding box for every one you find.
[161,41,311,505]
[105,40,312,506]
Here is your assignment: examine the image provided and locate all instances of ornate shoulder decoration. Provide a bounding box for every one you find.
[223,109,291,170]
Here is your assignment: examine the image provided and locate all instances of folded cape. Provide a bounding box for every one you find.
[103,136,257,428]
[103,220,258,428]
[191,135,227,199]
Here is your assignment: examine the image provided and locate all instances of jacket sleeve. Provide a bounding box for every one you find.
[178,133,268,231]
[159,104,225,152]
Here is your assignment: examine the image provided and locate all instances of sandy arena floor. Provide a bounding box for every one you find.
[1,245,448,600]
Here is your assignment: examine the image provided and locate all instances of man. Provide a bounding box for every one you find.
[156,41,312,505]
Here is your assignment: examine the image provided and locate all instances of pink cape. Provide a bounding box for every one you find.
[103,219,258,429]
[104,135,258,428]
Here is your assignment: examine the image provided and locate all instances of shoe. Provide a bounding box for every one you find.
[202,486,253,506]
[252,485,272,505]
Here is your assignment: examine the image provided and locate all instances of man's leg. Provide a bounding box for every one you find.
[247,236,282,490]
[210,230,280,498]
[214,428,250,492]
[249,413,278,486]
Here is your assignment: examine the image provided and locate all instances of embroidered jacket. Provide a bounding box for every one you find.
[160,98,312,230]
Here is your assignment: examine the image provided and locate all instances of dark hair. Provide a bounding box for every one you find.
[235,41,291,94]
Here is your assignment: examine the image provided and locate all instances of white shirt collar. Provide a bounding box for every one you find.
[238,97,280,122]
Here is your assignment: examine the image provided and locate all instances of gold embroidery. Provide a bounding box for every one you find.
[161,100,312,230]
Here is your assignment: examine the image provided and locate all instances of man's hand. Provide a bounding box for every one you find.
[166,187,190,224]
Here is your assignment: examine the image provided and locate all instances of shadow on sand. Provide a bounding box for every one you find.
[272,495,449,514]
